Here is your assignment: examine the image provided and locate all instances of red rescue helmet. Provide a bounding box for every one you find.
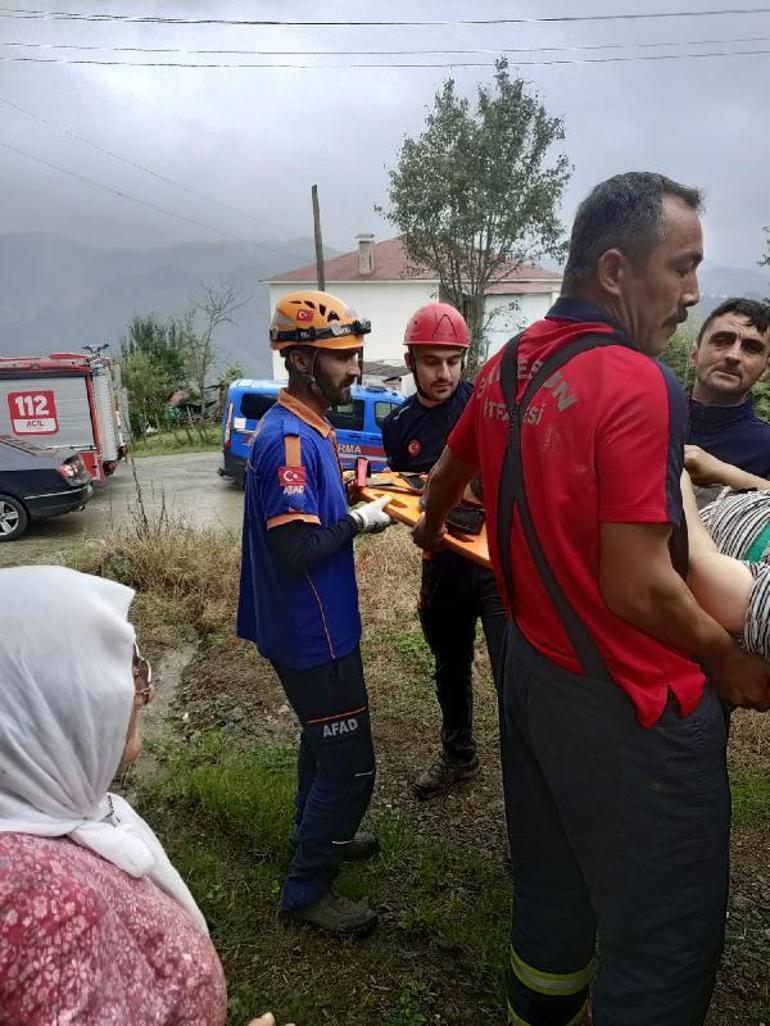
[403,302,469,349]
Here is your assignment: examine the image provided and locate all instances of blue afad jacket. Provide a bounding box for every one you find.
[237,391,361,670]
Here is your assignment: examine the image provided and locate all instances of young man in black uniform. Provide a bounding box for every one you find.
[381,302,506,798]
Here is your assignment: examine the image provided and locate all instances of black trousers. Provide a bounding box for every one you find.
[418,550,506,763]
[500,622,730,1026]
[271,645,376,911]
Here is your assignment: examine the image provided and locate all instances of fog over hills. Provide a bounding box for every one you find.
[696,262,770,309]
[0,233,334,378]
[1,235,768,381]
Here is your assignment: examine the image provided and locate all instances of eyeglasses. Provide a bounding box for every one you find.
[132,642,154,705]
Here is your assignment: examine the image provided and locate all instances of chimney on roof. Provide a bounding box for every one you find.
[356,233,375,275]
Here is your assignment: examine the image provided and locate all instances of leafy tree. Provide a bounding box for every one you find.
[214,363,246,420]
[121,314,187,385]
[119,284,248,431]
[379,57,570,374]
[120,349,175,435]
[659,322,699,390]
[220,363,245,387]
[760,228,770,273]
[753,378,770,422]
[119,314,189,433]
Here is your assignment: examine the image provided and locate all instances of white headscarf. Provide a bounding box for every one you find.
[0,565,208,933]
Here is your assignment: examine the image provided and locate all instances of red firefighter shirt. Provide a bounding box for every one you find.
[447,297,704,728]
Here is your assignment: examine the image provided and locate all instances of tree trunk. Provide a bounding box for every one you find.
[464,296,487,379]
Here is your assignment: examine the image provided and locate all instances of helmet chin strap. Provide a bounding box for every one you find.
[302,348,341,407]
[406,348,430,400]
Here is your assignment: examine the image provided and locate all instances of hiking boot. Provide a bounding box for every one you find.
[289,829,380,862]
[412,752,480,799]
[280,890,378,937]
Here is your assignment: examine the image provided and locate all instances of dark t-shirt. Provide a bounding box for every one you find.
[381,379,474,472]
[688,396,770,478]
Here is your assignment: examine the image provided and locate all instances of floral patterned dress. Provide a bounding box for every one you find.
[0,832,227,1025]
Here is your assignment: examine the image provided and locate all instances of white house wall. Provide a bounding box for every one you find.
[269,282,562,379]
[269,281,437,380]
[483,290,562,359]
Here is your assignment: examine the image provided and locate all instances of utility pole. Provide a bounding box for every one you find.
[311,184,325,291]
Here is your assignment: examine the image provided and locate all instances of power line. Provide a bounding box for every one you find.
[3,47,770,69]
[3,5,770,26]
[0,141,255,240]
[0,141,317,269]
[2,34,770,57]
[0,94,288,236]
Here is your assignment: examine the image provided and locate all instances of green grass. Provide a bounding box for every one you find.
[376,627,435,677]
[76,518,770,1026]
[133,731,510,1026]
[130,426,220,457]
[729,768,770,826]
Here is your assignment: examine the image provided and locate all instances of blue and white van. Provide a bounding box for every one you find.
[219,379,405,484]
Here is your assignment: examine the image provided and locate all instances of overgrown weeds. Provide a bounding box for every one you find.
[136,732,510,1026]
[70,471,240,644]
[65,511,770,1025]
[131,425,219,458]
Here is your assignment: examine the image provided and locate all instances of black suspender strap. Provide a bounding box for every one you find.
[496,331,626,681]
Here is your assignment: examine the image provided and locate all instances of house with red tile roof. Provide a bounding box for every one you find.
[267,235,562,387]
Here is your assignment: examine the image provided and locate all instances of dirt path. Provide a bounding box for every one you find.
[118,640,198,804]
[136,642,198,773]
[0,452,244,567]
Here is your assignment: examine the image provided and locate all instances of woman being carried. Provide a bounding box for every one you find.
[683,472,770,660]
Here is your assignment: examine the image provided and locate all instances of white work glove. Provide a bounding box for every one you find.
[349,494,393,534]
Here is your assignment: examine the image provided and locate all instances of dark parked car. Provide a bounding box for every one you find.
[0,435,93,541]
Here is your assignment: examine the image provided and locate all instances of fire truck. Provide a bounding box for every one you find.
[0,351,130,483]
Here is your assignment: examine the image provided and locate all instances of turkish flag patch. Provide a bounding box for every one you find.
[408,439,422,457]
[278,466,307,486]
[296,308,314,322]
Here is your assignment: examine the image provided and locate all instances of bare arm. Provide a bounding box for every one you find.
[680,470,754,635]
[685,444,770,491]
[412,446,477,551]
[600,520,770,709]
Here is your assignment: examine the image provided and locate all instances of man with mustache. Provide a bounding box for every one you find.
[686,298,770,480]
[237,290,393,937]
[413,173,770,1025]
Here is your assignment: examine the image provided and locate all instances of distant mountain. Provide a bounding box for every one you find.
[2,239,767,379]
[0,233,337,377]
[696,260,770,311]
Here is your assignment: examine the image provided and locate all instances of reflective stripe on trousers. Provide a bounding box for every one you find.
[511,946,597,997]
[508,999,589,1026]
[507,944,594,1025]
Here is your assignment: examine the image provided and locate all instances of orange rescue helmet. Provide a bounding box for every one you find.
[403,302,469,348]
[270,290,371,351]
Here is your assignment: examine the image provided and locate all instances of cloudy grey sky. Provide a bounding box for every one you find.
[2,0,770,272]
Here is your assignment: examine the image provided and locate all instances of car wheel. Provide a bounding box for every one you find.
[0,494,29,541]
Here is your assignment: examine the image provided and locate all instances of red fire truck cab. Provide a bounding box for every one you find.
[0,352,130,483]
